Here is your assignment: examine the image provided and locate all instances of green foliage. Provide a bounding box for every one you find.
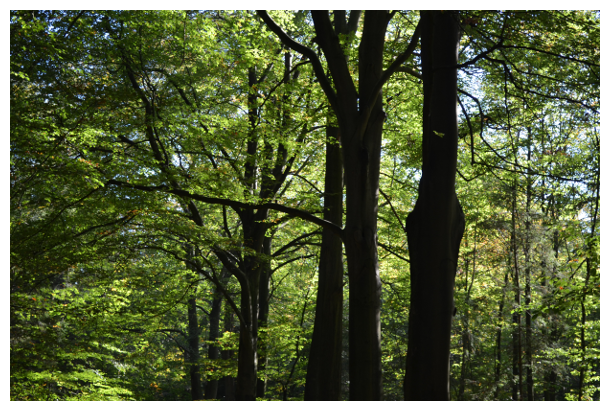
[11,10,598,401]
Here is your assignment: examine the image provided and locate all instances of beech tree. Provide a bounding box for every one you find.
[11,10,599,401]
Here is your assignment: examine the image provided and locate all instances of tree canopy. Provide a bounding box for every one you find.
[10,10,599,401]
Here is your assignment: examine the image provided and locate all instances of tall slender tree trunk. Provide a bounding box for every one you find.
[457,247,469,401]
[187,297,204,400]
[305,125,344,400]
[578,168,599,401]
[404,10,465,401]
[204,292,222,399]
[495,268,510,399]
[205,268,230,400]
[221,306,236,400]
[577,265,589,401]
[544,370,557,401]
[233,66,272,400]
[544,199,559,401]
[256,237,271,399]
[524,134,534,401]
[458,225,476,401]
[511,180,523,401]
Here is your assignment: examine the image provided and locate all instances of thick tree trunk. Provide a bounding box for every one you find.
[404,11,465,401]
[234,259,260,401]
[341,11,389,400]
[309,10,386,400]
[305,126,344,400]
[260,9,416,401]
[187,297,204,400]
[233,67,271,400]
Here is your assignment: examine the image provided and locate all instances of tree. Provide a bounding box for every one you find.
[260,10,422,400]
[11,9,599,402]
[403,11,465,400]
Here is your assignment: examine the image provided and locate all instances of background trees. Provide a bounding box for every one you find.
[10,10,599,401]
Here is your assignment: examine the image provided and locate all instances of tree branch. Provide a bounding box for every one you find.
[257,10,339,111]
[379,187,406,232]
[106,179,344,238]
[378,241,410,263]
[370,18,422,102]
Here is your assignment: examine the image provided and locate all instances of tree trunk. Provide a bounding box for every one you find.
[256,237,271,399]
[543,195,559,401]
[544,370,557,401]
[234,258,261,400]
[340,11,389,400]
[221,304,236,400]
[305,125,344,400]
[577,263,590,401]
[494,268,510,399]
[404,10,465,401]
[205,270,227,400]
[310,10,387,400]
[260,9,418,400]
[578,169,599,401]
[188,297,204,400]
[232,66,272,400]
[458,225,476,400]
[511,179,523,401]
[524,134,534,401]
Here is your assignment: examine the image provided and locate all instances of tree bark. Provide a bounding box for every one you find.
[494,268,510,399]
[458,225,476,400]
[256,237,271,399]
[340,11,388,400]
[578,168,599,401]
[304,125,344,400]
[259,10,421,400]
[232,85,264,398]
[231,65,274,400]
[221,305,236,400]
[234,252,262,400]
[524,134,534,401]
[544,193,559,401]
[187,296,204,400]
[404,10,465,401]
[205,269,229,400]
[305,10,387,400]
[511,179,523,401]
